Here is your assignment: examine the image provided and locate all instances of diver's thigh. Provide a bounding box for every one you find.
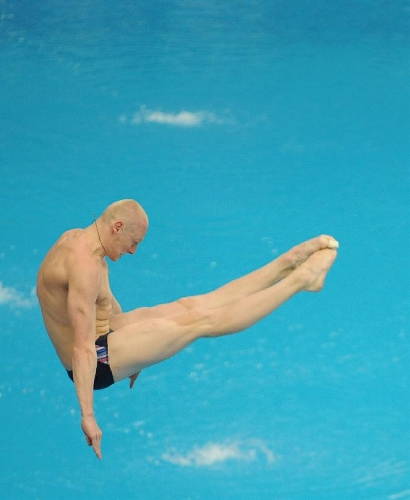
[109,300,190,330]
[107,318,199,382]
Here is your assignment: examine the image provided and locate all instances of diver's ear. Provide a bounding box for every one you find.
[113,221,123,234]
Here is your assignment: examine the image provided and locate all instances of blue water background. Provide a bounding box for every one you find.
[1,1,409,499]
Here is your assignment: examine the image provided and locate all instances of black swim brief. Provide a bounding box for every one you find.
[67,331,115,390]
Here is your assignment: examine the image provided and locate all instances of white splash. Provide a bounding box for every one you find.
[389,490,410,500]
[123,106,226,127]
[0,282,36,308]
[162,439,276,467]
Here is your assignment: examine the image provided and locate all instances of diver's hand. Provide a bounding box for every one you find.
[81,415,103,459]
[129,371,141,389]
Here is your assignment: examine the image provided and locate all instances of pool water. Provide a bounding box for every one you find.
[1,1,409,499]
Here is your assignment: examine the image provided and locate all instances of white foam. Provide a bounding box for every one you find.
[162,439,276,467]
[389,490,410,500]
[0,282,36,308]
[125,106,227,127]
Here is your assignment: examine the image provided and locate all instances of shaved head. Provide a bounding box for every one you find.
[101,199,148,233]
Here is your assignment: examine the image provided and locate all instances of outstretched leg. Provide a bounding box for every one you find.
[110,235,339,331]
[108,248,337,382]
[203,248,337,336]
[201,235,338,308]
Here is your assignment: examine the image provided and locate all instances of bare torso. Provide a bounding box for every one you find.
[37,229,113,370]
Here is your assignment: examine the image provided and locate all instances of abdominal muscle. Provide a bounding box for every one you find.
[41,300,111,371]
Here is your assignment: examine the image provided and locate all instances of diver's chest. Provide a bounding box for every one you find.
[97,267,112,306]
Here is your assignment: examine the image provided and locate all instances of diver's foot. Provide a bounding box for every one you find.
[293,248,338,292]
[284,235,339,272]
